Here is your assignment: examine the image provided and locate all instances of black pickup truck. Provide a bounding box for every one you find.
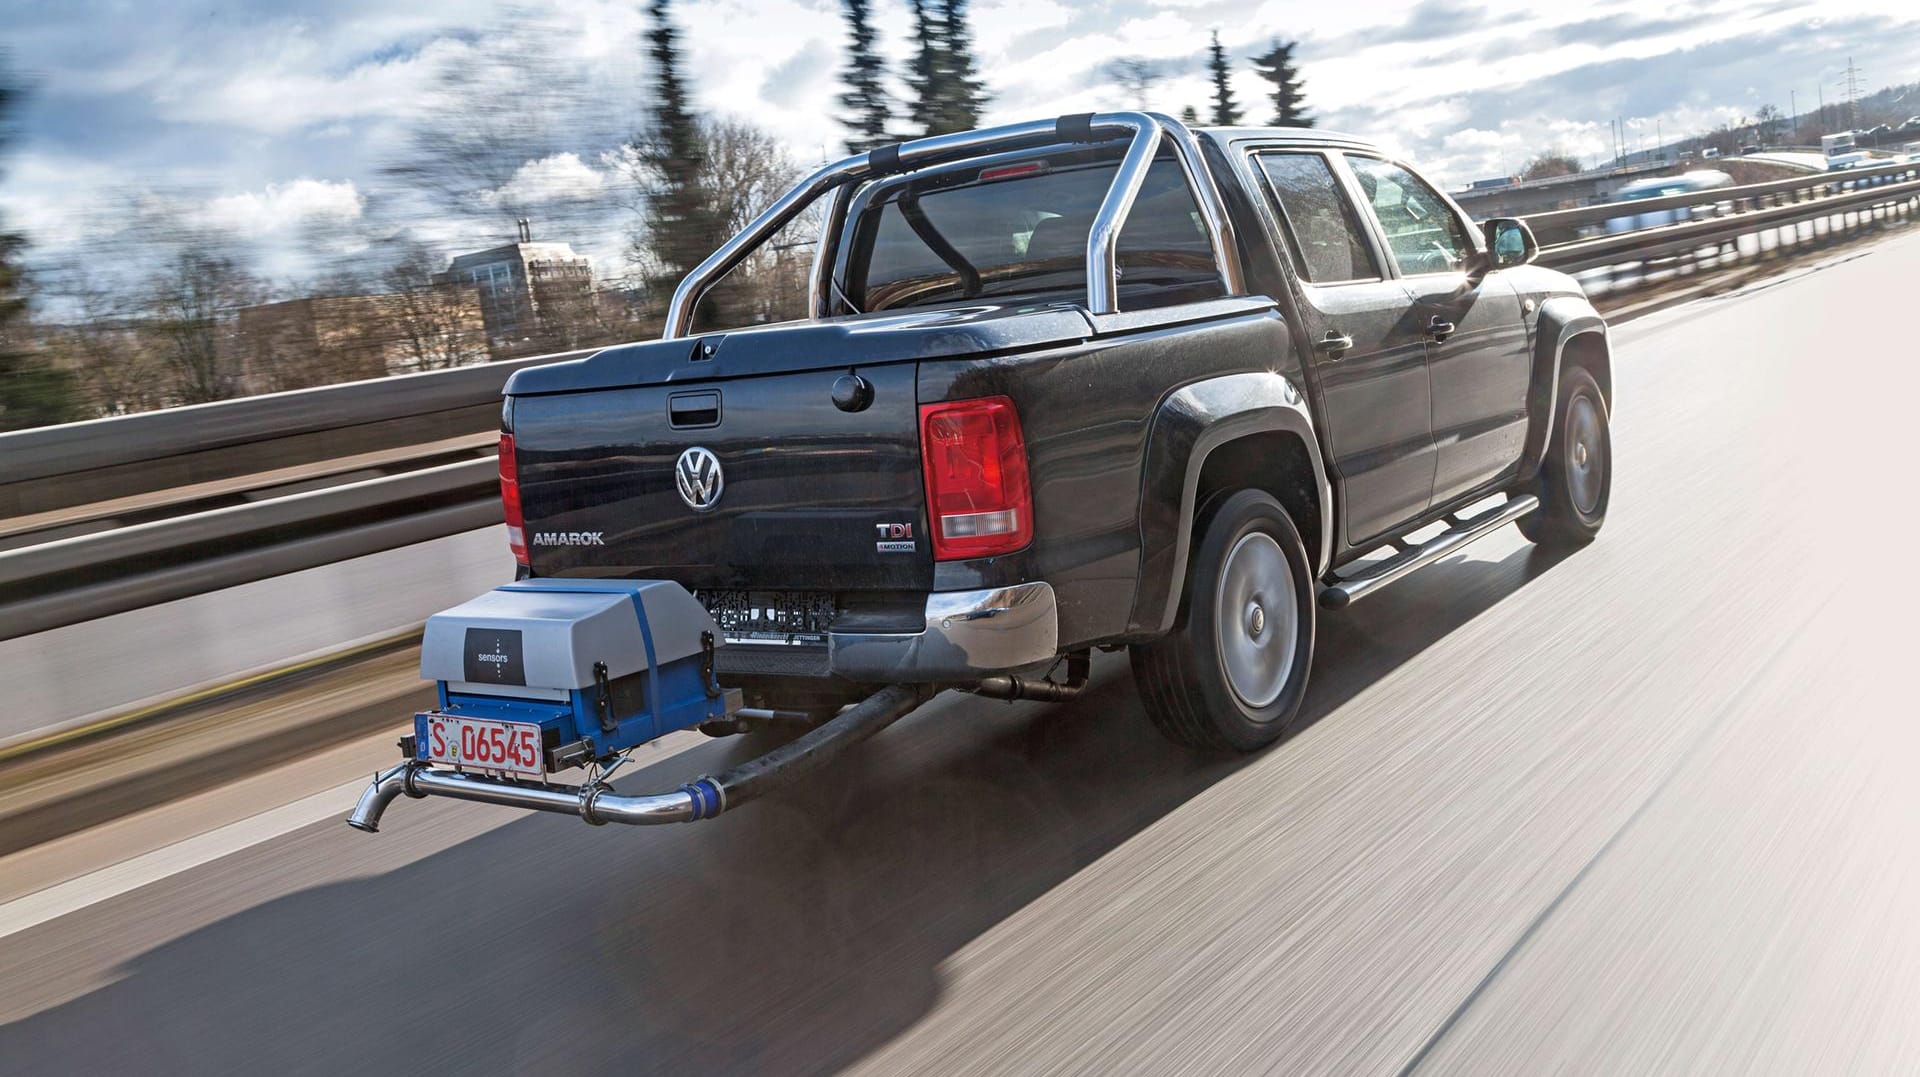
[499,112,1611,755]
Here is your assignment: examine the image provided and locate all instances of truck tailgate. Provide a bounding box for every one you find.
[511,361,929,594]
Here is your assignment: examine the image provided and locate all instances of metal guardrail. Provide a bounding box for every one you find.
[0,347,594,520]
[2,159,1917,643]
[0,348,591,642]
[1536,169,1920,275]
[1524,159,1920,243]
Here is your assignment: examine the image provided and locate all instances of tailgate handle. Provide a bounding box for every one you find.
[668,391,721,429]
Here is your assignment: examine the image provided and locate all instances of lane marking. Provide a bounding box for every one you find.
[0,729,714,942]
[0,777,368,942]
[1393,610,1821,1076]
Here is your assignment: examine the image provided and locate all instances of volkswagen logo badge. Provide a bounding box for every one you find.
[675,446,724,512]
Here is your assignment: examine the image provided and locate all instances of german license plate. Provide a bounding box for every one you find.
[421,714,544,778]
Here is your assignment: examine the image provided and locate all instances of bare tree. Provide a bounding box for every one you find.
[144,245,264,404]
[623,118,809,328]
[1104,57,1167,110]
[40,268,164,416]
[378,241,490,371]
[1521,149,1581,180]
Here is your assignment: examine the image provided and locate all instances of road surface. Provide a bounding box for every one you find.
[2,233,1918,1075]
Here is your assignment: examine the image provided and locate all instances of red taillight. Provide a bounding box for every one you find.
[499,433,528,566]
[919,396,1033,561]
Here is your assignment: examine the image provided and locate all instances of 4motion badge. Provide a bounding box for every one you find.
[875,522,916,553]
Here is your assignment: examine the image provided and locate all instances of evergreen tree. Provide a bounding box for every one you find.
[636,0,728,304]
[836,0,891,153]
[935,0,988,133]
[905,0,989,137]
[0,63,81,430]
[1251,39,1312,127]
[1180,105,1200,125]
[905,0,943,136]
[1208,31,1243,126]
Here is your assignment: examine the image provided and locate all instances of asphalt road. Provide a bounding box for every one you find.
[3,234,1919,1075]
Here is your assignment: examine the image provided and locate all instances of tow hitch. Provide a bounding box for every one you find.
[346,578,931,833]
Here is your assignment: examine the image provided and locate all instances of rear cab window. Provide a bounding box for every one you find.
[839,147,1225,314]
[1252,152,1382,284]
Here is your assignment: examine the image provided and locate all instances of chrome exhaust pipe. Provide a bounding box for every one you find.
[346,763,416,833]
[347,683,929,834]
[345,761,717,833]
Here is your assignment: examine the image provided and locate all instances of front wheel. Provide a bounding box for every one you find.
[1518,365,1610,548]
[1130,489,1316,753]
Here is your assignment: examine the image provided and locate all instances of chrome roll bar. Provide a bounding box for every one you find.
[660,112,1245,339]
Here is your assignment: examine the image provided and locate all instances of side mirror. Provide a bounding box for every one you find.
[1482,217,1538,269]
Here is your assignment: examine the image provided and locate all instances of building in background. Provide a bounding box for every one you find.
[441,221,594,350]
[233,284,488,394]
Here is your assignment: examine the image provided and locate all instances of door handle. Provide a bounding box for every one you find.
[1315,330,1354,358]
[1426,316,1456,343]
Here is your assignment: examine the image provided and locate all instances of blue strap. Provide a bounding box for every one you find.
[626,592,660,726]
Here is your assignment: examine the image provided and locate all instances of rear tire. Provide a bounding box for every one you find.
[1130,489,1316,752]
[1518,365,1610,548]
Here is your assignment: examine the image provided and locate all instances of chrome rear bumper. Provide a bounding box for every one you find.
[828,581,1058,682]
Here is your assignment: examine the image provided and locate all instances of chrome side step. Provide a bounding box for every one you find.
[1319,495,1539,610]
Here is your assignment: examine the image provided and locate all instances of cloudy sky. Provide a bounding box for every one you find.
[3,0,1917,286]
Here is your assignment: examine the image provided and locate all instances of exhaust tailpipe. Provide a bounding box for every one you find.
[347,683,930,834]
[346,764,415,833]
[968,651,1091,703]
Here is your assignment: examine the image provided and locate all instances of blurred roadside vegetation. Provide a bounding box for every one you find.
[0,3,1327,430]
[0,4,903,429]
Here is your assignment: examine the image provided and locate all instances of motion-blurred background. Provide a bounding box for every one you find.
[4,4,1920,1074]
[3,0,1920,424]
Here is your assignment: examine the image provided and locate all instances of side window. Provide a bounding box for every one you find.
[1344,156,1473,275]
[1254,153,1380,284]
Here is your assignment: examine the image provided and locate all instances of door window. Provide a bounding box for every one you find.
[1253,153,1381,284]
[1345,156,1473,276]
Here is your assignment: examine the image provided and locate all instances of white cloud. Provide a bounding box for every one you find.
[6,0,1920,285]
[479,153,614,209]
[196,179,366,238]
[971,0,1076,55]
[152,33,465,135]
